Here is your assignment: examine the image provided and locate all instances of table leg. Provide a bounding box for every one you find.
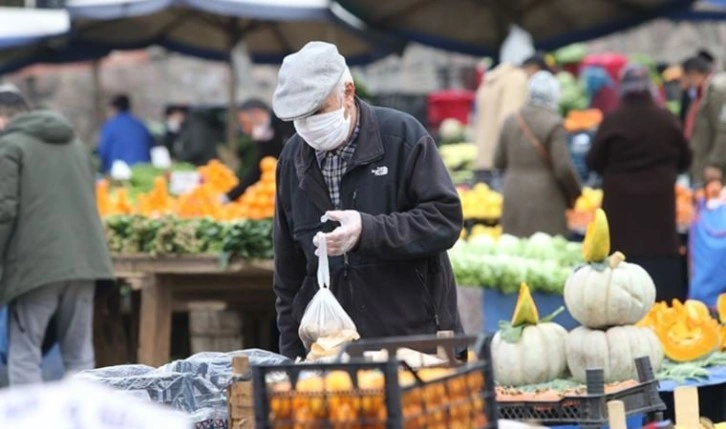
[138,274,172,366]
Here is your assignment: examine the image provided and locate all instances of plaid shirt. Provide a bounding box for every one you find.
[316,107,361,209]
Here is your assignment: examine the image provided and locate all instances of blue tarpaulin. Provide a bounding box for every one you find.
[482,289,579,333]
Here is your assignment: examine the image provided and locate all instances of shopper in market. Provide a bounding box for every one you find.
[222,99,295,203]
[98,94,154,173]
[586,64,691,302]
[270,41,464,360]
[521,52,552,77]
[682,55,726,187]
[494,70,582,238]
[0,85,114,385]
[161,104,188,159]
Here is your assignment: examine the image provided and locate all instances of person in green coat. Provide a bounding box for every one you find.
[0,85,114,385]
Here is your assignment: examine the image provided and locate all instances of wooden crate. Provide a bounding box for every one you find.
[228,356,255,429]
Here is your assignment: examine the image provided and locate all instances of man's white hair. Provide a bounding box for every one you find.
[328,66,354,101]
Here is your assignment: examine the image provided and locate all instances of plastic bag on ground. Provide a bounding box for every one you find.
[299,232,358,350]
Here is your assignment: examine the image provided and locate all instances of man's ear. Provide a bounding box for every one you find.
[345,81,356,101]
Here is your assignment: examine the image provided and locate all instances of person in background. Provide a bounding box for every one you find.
[98,94,154,173]
[495,71,582,238]
[682,55,726,187]
[586,65,691,302]
[222,99,294,203]
[681,50,716,124]
[271,42,463,360]
[0,86,114,385]
[162,105,188,159]
[521,52,551,77]
[582,65,619,114]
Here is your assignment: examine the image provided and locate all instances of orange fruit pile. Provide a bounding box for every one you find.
[96,158,278,221]
[198,159,239,195]
[226,156,278,220]
[137,177,176,217]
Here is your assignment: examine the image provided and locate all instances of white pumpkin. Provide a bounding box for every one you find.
[492,322,568,386]
[566,325,663,383]
[564,256,656,328]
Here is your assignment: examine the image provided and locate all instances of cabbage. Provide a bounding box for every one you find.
[449,232,583,295]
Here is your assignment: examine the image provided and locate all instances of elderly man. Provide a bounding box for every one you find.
[270,42,463,359]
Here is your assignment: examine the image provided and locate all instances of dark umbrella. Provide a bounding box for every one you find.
[3,0,404,148]
[335,0,697,57]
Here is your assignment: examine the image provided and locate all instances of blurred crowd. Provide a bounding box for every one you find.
[486,49,725,303]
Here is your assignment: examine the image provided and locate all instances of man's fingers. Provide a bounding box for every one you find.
[324,210,346,223]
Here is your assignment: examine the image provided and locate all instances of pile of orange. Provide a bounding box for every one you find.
[676,184,694,228]
[137,177,176,217]
[198,159,239,194]
[226,156,277,220]
[96,158,278,221]
[97,179,135,217]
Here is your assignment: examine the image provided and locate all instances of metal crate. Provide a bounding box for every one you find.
[252,334,498,429]
[497,356,666,429]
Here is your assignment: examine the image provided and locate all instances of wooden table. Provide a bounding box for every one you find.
[112,255,275,367]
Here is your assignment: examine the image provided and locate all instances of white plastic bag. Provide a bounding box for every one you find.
[298,232,358,350]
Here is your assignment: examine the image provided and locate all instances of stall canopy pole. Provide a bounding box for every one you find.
[226,20,240,155]
[91,59,104,134]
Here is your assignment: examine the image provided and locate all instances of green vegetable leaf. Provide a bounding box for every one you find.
[498,320,524,343]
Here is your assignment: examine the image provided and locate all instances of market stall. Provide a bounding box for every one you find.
[112,255,275,367]
[95,159,279,366]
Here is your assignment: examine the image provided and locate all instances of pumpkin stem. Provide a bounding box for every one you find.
[608,251,626,269]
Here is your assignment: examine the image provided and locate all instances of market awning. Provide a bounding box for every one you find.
[64,0,402,64]
[671,0,726,19]
[334,0,698,57]
[0,7,70,49]
[0,0,404,74]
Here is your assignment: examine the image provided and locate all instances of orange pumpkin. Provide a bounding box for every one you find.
[717,293,726,324]
[657,318,721,362]
[638,299,723,361]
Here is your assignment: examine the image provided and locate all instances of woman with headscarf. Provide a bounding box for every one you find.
[495,71,582,238]
[587,64,692,302]
[582,65,620,114]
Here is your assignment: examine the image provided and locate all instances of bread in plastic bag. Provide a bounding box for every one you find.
[298,232,359,350]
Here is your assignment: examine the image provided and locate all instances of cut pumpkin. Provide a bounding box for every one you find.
[718,293,726,324]
[511,283,539,327]
[685,300,712,327]
[658,319,721,362]
[582,208,610,263]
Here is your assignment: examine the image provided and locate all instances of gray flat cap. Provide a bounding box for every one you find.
[272,41,347,121]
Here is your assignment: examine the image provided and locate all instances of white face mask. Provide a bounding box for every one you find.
[294,107,351,152]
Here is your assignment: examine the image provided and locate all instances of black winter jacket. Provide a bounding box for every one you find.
[273,100,464,359]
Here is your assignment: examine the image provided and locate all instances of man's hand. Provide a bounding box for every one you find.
[314,210,362,256]
[705,166,723,183]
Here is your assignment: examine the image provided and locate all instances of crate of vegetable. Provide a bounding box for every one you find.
[496,356,665,428]
[251,335,497,429]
